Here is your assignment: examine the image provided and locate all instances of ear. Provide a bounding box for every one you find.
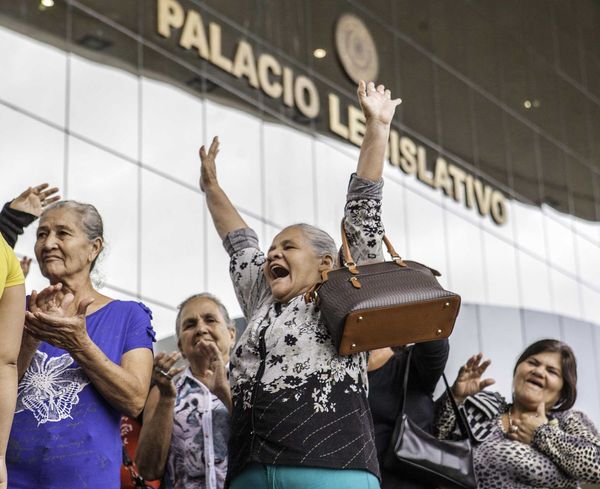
[228,326,236,344]
[318,254,334,272]
[88,237,103,263]
[177,338,185,358]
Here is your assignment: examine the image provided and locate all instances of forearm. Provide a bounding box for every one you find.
[356,120,391,182]
[0,202,36,248]
[204,185,248,240]
[17,333,40,380]
[0,363,17,488]
[71,340,149,417]
[136,393,174,481]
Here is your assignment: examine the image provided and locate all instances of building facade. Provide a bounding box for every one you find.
[1,0,600,420]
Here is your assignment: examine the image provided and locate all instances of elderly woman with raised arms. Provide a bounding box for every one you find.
[199,80,401,489]
[6,201,155,489]
[437,339,600,488]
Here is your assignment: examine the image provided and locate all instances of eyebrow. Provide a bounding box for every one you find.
[268,239,295,252]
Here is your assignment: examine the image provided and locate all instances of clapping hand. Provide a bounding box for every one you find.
[10,183,60,217]
[357,80,402,126]
[199,136,220,192]
[25,284,94,353]
[152,352,185,399]
[451,353,496,404]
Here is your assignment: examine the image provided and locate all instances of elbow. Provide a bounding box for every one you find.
[121,394,147,419]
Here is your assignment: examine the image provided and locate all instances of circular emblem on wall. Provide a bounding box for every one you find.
[335,13,379,84]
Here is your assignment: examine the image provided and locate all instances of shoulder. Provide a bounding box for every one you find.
[554,409,599,431]
[101,300,153,319]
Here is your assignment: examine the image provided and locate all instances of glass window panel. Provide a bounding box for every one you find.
[497,33,532,113]
[263,123,314,226]
[539,138,570,214]
[472,92,509,190]
[567,157,596,221]
[559,79,591,160]
[68,136,139,293]
[75,1,141,34]
[0,26,67,126]
[0,0,68,44]
[313,139,357,241]
[380,178,408,263]
[575,234,600,290]
[556,29,584,84]
[429,0,468,74]
[144,301,177,342]
[561,318,600,416]
[464,8,501,98]
[529,57,562,140]
[521,0,555,63]
[522,310,561,345]
[260,0,308,65]
[512,201,546,260]
[404,190,449,289]
[204,100,262,214]
[482,231,519,308]
[396,38,437,143]
[508,116,540,204]
[586,53,600,100]
[589,104,600,167]
[516,250,552,312]
[544,206,577,273]
[140,168,204,305]
[582,286,600,325]
[550,269,581,319]
[140,76,204,185]
[394,0,432,50]
[478,305,523,398]
[445,213,486,304]
[437,68,474,163]
[0,106,64,256]
[573,216,600,245]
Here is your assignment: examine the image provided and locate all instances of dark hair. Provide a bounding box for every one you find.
[43,200,104,272]
[513,339,577,411]
[175,293,233,339]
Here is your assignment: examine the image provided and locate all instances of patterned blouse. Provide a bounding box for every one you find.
[163,368,229,489]
[222,173,384,482]
[436,391,600,488]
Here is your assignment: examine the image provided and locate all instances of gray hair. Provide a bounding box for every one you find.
[286,223,338,265]
[175,293,234,339]
[42,200,104,271]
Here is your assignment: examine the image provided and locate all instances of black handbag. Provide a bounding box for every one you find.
[383,348,477,489]
[306,220,461,355]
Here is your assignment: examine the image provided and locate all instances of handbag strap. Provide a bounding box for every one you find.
[398,347,473,441]
[339,218,406,273]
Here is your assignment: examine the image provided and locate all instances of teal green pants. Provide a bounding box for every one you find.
[229,464,380,489]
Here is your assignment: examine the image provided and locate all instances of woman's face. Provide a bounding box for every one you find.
[264,226,332,304]
[178,297,235,362]
[513,351,564,411]
[34,207,101,282]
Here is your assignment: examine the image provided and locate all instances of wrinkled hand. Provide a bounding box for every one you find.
[508,402,548,445]
[9,183,60,217]
[199,136,220,192]
[357,80,402,126]
[19,256,32,278]
[152,351,185,398]
[25,286,94,353]
[195,341,229,400]
[452,353,496,403]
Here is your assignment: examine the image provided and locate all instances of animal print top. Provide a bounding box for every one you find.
[436,392,600,488]
[222,173,384,482]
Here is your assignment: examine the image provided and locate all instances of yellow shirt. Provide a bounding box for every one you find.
[0,233,25,299]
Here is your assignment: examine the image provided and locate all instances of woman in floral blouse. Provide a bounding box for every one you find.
[199,80,401,489]
[436,339,600,488]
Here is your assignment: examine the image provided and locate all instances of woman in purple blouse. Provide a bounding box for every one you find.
[6,201,155,488]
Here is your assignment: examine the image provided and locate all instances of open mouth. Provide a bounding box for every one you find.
[270,264,290,280]
[526,378,544,388]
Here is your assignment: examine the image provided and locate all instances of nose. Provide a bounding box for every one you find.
[267,248,283,260]
[41,232,59,250]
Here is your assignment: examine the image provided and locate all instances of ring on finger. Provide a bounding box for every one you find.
[154,367,172,378]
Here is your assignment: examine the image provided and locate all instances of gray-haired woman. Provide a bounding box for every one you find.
[136,293,236,489]
[7,200,155,489]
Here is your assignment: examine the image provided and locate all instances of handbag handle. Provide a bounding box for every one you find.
[399,347,473,441]
[339,218,406,274]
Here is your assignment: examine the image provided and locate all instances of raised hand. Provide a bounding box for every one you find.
[152,351,185,399]
[25,287,94,353]
[451,353,496,403]
[195,341,231,410]
[199,136,220,192]
[357,80,402,126]
[9,183,60,217]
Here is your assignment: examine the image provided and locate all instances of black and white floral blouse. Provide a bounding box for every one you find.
[222,174,384,482]
[436,391,600,488]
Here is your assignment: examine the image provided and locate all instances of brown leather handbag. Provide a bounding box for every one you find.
[306,220,461,355]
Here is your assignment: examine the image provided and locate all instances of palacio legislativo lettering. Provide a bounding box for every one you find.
[157,0,507,225]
